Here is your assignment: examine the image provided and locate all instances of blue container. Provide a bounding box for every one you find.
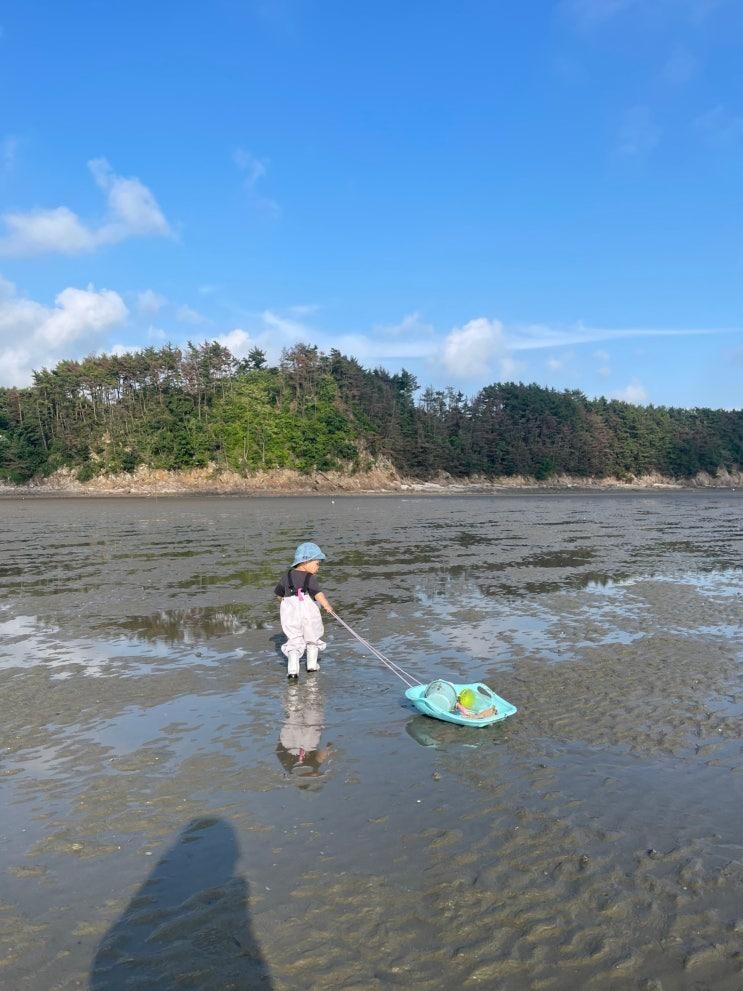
[405,681,517,728]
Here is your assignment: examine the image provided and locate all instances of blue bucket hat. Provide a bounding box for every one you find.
[291,542,327,567]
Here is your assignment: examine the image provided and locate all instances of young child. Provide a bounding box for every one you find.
[274,542,334,678]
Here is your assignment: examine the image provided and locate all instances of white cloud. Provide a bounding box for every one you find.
[234,148,280,216]
[374,311,435,338]
[613,379,649,403]
[207,309,319,365]
[89,158,171,240]
[0,278,128,385]
[176,304,208,325]
[0,346,35,388]
[36,287,127,347]
[0,206,98,255]
[212,307,438,365]
[137,289,166,314]
[0,158,172,256]
[222,307,437,363]
[229,310,735,387]
[216,328,254,357]
[110,343,135,357]
[440,317,504,378]
[438,316,735,384]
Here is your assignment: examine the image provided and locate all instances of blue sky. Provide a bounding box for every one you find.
[1,0,742,408]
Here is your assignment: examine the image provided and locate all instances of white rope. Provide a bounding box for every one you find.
[330,612,418,686]
[330,611,423,688]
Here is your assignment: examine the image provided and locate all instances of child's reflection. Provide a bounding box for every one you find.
[276,679,332,784]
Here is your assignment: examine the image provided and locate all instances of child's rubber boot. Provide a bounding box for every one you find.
[287,651,300,679]
[306,645,320,672]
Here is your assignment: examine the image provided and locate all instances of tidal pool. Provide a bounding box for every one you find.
[1,492,742,990]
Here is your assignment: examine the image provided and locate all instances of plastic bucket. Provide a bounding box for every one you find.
[423,679,458,712]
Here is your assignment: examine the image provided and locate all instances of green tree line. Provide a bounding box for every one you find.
[0,342,741,484]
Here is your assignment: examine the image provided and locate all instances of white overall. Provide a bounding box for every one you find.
[280,594,327,658]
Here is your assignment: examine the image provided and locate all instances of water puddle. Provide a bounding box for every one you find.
[109,605,270,643]
[0,613,225,677]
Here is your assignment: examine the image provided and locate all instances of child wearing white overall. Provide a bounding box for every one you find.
[274,542,333,679]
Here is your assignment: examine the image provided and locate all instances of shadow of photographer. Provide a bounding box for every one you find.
[90,817,272,990]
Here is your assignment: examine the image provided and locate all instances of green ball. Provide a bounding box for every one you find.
[458,689,476,709]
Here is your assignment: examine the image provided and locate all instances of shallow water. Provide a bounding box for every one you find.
[1,492,743,990]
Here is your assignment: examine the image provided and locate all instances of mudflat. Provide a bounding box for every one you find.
[1,492,742,990]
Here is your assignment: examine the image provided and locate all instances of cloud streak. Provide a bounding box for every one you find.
[4,280,736,394]
[217,308,738,382]
[506,322,735,351]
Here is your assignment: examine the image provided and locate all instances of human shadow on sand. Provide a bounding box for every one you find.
[90,817,272,990]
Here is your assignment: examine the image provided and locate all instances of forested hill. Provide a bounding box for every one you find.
[1,342,741,485]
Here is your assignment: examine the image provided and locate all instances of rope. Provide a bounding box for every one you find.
[330,611,423,688]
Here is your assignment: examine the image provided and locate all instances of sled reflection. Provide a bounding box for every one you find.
[405,714,508,750]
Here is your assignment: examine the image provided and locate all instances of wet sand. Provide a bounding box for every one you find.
[1,492,742,990]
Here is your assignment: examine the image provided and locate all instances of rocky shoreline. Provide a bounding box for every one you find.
[1,462,741,496]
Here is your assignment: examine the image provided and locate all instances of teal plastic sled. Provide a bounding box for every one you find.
[405,680,517,728]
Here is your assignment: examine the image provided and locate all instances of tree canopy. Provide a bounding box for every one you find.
[1,342,740,484]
